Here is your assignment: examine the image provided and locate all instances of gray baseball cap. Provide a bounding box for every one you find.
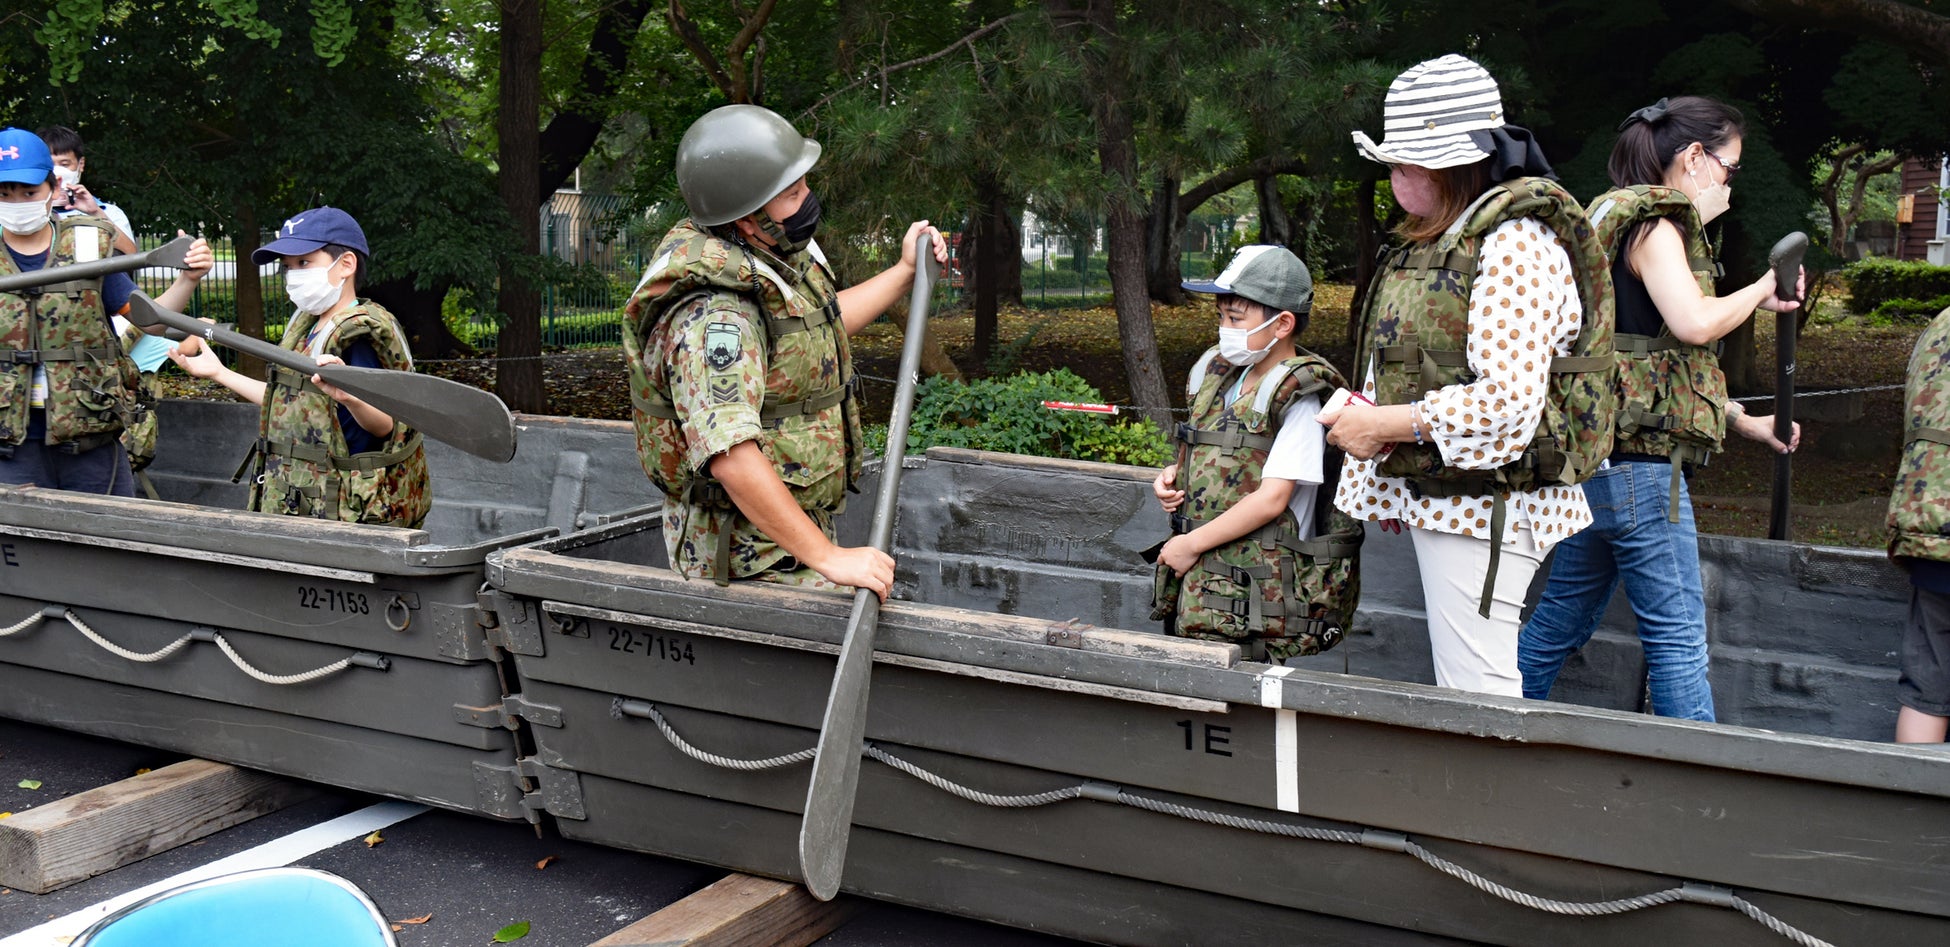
[1183,245,1313,314]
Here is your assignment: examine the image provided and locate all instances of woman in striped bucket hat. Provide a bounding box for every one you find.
[1320,54,1607,698]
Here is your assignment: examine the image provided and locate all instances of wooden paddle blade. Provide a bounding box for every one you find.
[315,364,518,463]
[798,590,881,901]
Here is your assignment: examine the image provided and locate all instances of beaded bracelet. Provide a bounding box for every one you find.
[1409,402,1426,445]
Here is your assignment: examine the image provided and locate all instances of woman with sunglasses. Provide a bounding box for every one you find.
[1518,95,1802,720]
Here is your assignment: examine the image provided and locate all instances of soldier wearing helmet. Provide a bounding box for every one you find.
[622,105,945,599]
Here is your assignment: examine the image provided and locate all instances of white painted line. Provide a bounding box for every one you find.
[0,800,428,947]
[1257,667,1300,813]
[1275,709,1299,813]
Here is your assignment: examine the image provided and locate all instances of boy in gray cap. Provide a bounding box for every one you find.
[1148,246,1361,662]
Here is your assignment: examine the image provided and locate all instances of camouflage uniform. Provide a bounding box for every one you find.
[0,217,138,452]
[240,301,430,528]
[1152,347,1362,661]
[1890,307,1950,564]
[115,319,162,496]
[1587,185,1726,519]
[623,218,861,586]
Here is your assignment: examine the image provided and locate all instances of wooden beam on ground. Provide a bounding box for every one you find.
[0,758,317,893]
[589,873,860,947]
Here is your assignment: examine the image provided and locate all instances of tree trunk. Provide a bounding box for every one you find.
[232,201,265,383]
[1082,2,1169,424]
[1347,176,1379,353]
[1256,174,1292,248]
[970,170,1006,368]
[1144,176,1184,304]
[496,0,546,413]
[366,277,472,359]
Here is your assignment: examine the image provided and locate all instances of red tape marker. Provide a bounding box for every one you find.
[1041,400,1119,415]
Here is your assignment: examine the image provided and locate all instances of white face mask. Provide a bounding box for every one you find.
[285,259,347,315]
[1689,168,1731,225]
[0,197,51,236]
[52,166,80,189]
[1217,311,1280,366]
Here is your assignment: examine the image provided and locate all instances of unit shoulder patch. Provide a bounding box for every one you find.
[705,322,742,371]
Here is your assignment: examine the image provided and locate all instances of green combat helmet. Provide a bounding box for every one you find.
[675,105,823,226]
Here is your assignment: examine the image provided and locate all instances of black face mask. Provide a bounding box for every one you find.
[775,190,821,253]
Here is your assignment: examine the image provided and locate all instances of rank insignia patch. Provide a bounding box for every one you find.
[710,377,739,404]
[705,322,741,371]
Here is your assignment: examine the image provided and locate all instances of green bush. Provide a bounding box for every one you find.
[1866,293,1950,325]
[1842,259,1950,315]
[869,368,1170,466]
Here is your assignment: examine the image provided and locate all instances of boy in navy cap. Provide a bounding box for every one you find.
[1147,246,1360,661]
[0,126,210,495]
[171,206,430,527]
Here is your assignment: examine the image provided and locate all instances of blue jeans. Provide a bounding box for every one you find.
[1519,461,1716,721]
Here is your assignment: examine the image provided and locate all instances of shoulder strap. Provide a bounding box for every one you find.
[1187,346,1221,397]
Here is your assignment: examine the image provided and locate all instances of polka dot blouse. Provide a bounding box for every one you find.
[1334,216,1593,549]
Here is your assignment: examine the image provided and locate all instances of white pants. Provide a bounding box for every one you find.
[1409,524,1545,697]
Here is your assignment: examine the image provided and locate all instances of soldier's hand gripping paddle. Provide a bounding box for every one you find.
[798,233,939,901]
[126,291,518,462]
[1767,231,1807,540]
[0,235,195,294]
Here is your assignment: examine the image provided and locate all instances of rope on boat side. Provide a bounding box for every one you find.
[632,699,1837,947]
[3,606,372,685]
[634,701,815,770]
[209,634,356,686]
[0,608,50,637]
[863,744,1083,808]
[62,609,196,663]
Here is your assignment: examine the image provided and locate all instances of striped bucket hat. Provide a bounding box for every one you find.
[1352,54,1505,169]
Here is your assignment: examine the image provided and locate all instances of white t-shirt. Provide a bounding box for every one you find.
[1224,375,1325,539]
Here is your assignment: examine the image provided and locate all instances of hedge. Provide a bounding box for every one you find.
[864,368,1170,467]
[1841,259,1950,315]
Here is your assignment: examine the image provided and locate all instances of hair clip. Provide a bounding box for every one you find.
[1617,97,1671,132]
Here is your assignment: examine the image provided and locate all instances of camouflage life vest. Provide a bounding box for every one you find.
[1149,347,1362,661]
[623,218,862,583]
[241,301,430,528]
[0,217,139,451]
[1357,176,1616,495]
[1587,185,1727,520]
[1888,307,1950,563]
[114,320,163,497]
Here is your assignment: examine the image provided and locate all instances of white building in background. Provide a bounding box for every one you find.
[1019,211,1100,264]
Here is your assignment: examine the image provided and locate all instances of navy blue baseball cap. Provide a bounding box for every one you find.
[0,127,54,186]
[252,206,370,265]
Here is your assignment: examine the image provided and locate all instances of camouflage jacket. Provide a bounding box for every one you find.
[248,301,430,528]
[1357,176,1617,496]
[1152,347,1361,661]
[1587,185,1727,462]
[115,319,163,472]
[623,218,861,582]
[0,217,138,448]
[1889,306,1950,563]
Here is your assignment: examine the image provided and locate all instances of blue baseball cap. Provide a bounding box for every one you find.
[0,127,54,187]
[251,206,370,265]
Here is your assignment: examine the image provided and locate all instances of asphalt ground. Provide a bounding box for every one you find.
[0,719,1081,947]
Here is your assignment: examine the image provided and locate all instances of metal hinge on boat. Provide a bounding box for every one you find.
[452,693,563,731]
[475,589,545,656]
[470,757,585,824]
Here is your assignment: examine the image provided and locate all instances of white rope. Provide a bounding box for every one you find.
[211,634,355,685]
[62,609,196,663]
[0,609,47,638]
